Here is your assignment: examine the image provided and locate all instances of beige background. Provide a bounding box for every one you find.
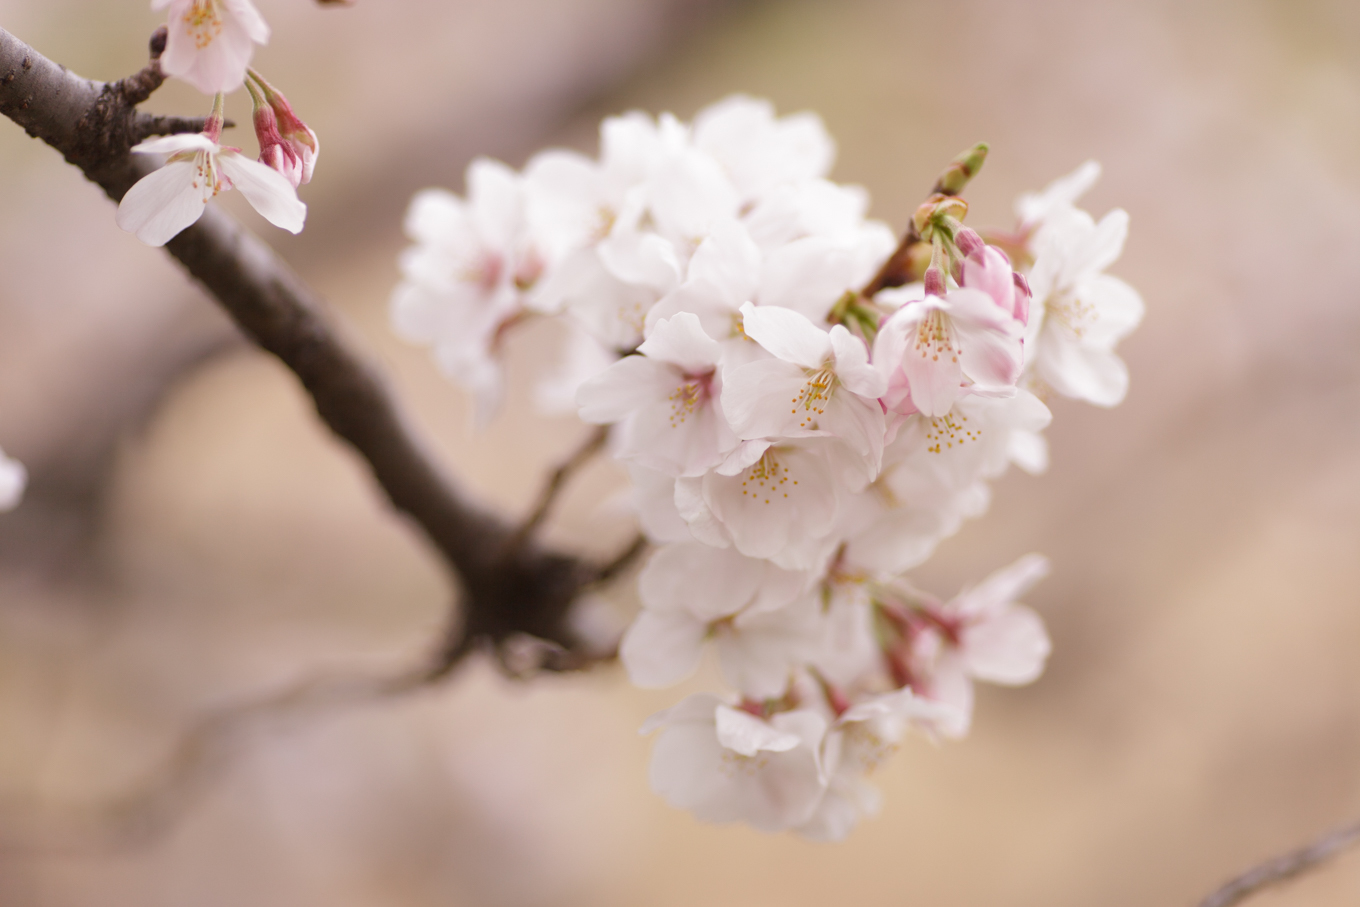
[2,0,1360,904]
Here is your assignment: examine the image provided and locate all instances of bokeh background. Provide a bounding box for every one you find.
[2,0,1360,904]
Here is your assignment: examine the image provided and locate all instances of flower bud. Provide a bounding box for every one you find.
[246,71,319,187]
[934,142,989,195]
[954,226,986,261]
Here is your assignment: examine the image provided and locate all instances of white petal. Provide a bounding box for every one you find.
[217,152,306,233]
[961,604,1051,685]
[637,312,723,373]
[714,705,801,756]
[576,355,678,423]
[130,133,219,156]
[115,160,209,246]
[739,302,831,368]
[637,542,764,621]
[619,609,707,688]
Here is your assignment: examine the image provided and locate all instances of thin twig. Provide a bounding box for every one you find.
[0,661,433,854]
[513,425,610,542]
[1200,819,1360,907]
[135,114,234,140]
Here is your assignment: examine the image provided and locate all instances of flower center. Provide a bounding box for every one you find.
[923,412,979,454]
[790,366,836,430]
[184,0,224,50]
[667,376,708,426]
[739,450,798,504]
[1046,291,1095,339]
[912,309,960,364]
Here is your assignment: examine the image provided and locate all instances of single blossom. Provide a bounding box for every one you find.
[896,554,1052,738]
[798,688,961,841]
[723,302,887,470]
[645,694,828,832]
[154,0,269,94]
[116,96,306,246]
[620,542,815,697]
[1024,204,1144,406]
[246,71,319,187]
[874,281,1025,420]
[576,312,737,477]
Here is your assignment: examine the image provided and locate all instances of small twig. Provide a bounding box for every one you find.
[513,425,610,543]
[592,532,648,586]
[135,115,234,141]
[0,660,432,854]
[1200,818,1360,907]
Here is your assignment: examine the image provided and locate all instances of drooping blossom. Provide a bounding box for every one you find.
[153,0,269,94]
[116,94,305,246]
[645,694,828,833]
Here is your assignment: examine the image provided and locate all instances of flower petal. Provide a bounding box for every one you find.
[115,159,209,246]
[217,152,306,233]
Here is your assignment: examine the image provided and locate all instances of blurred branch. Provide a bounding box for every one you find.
[0,24,622,662]
[513,425,610,543]
[135,114,234,141]
[1199,819,1360,907]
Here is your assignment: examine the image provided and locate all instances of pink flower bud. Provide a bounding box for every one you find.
[246,71,319,187]
[923,264,947,297]
[955,226,986,261]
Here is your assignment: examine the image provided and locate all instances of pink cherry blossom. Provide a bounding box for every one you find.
[116,101,305,246]
[153,0,269,95]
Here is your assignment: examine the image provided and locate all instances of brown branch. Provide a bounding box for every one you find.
[1199,819,1360,907]
[0,24,621,661]
[513,424,610,543]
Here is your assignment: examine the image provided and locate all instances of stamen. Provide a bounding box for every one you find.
[788,366,835,430]
[184,0,224,50]
[923,413,980,454]
[913,309,960,365]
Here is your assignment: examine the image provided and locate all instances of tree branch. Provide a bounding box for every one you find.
[0,24,618,666]
[513,424,610,543]
[1199,819,1360,907]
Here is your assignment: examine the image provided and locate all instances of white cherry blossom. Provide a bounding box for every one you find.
[1025,206,1144,406]
[723,303,887,469]
[154,0,269,95]
[645,695,828,832]
[874,284,1024,419]
[391,160,544,421]
[117,119,305,246]
[799,689,961,841]
[576,312,736,476]
[620,542,814,696]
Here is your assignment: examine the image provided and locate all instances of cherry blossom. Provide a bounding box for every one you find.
[645,694,828,832]
[576,312,736,476]
[386,98,1143,839]
[1025,205,1144,406]
[390,159,544,421]
[116,96,305,246]
[153,0,269,95]
[723,303,887,468]
[620,542,815,696]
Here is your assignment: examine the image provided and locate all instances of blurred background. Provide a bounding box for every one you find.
[2,0,1360,904]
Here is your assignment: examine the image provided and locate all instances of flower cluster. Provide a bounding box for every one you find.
[116,1,319,246]
[391,96,1143,839]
